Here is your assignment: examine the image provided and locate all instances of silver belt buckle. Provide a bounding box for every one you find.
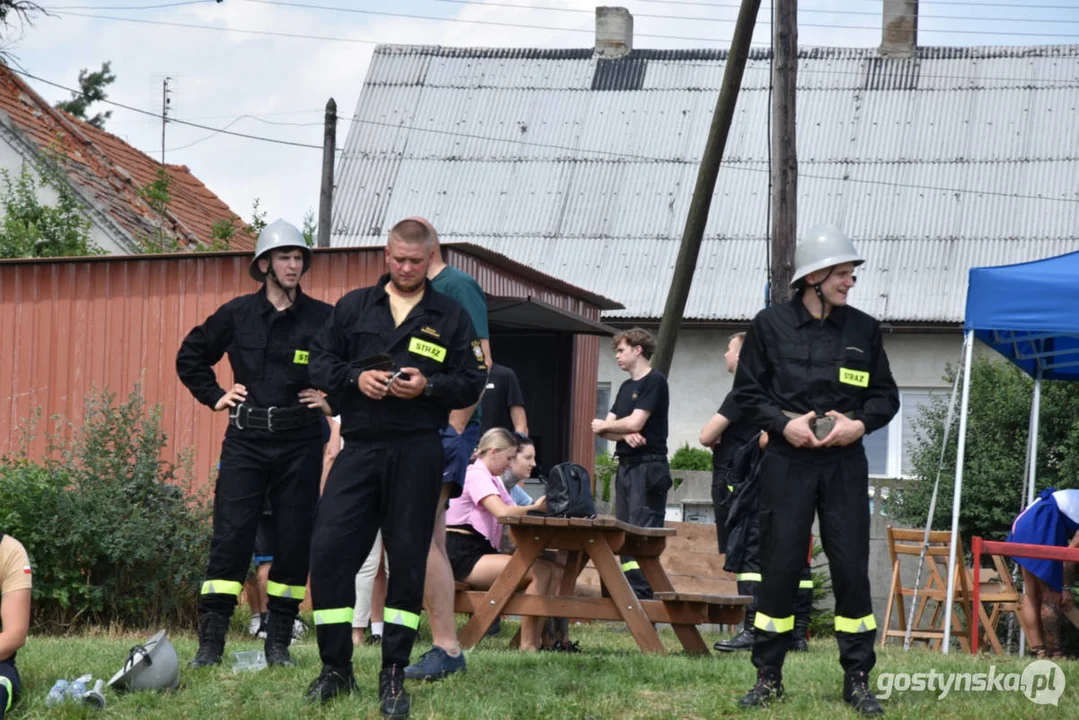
[266,406,277,433]
[230,403,246,430]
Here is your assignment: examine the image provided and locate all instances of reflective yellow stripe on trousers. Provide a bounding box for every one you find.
[799,579,814,589]
[200,580,243,596]
[754,611,795,634]
[621,561,640,573]
[737,572,762,582]
[266,580,306,601]
[385,607,421,630]
[835,614,877,633]
[0,675,12,711]
[314,608,354,626]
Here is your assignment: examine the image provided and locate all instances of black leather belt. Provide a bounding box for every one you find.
[618,453,667,466]
[228,403,319,432]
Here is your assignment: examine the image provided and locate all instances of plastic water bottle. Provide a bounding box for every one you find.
[67,675,92,701]
[46,679,69,706]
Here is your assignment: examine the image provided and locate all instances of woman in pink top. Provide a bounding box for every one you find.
[445,428,557,651]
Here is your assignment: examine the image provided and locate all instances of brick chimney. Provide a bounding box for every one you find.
[880,0,918,57]
[595,7,633,59]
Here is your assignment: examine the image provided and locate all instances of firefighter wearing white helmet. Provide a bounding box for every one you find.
[730,224,899,716]
[176,219,333,670]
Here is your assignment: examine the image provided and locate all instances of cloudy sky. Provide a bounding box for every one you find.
[4,0,1076,227]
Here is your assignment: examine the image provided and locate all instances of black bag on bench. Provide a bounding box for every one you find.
[541,462,596,519]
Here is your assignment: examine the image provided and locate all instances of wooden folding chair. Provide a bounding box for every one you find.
[969,554,1021,655]
[880,526,974,652]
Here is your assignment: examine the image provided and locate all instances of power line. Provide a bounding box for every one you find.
[13,68,1079,205]
[54,1,1079,46]
[238,0,726,43]
[13,67,329,150]
[331,116,1079,205]
[44,1,212,9]
[428,0,1079,28]
[243,0,1079,41]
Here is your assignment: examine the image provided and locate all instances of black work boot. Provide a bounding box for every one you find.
[844,671,884,717]
[304,665,357,704]
[715,604,756,652]
[189,612,230,667]
[265,611,297,667]
[715,627,755,652]
[738,669,784,708]
[791,617,810,652]
[379,665,411,719]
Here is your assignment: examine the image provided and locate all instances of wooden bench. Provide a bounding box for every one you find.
[452,516,749,654]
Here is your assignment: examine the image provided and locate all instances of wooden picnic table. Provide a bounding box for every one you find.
[454,515,749,655]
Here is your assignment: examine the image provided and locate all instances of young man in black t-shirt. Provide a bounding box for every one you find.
[591,327,671,599]
[479,363,528,437]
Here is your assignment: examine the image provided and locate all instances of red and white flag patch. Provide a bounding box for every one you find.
[23,565,31,574]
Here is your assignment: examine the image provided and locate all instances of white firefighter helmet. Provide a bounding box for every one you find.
[249,219,311,282]
[789,224,864,288]
[107,629,180,692]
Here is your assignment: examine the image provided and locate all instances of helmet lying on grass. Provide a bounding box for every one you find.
[107,629,180,692]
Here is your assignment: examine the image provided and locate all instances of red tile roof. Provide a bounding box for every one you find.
[0,63,252,251]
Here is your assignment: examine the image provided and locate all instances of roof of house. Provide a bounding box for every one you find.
[0,63,250,252]
[331,44,1079,323]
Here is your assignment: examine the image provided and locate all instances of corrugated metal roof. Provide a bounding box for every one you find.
[333,44,1079,322]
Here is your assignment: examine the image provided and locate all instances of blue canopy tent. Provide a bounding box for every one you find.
[942,250,1079,652]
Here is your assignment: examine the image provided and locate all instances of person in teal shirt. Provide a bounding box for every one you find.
[403,218,493,682]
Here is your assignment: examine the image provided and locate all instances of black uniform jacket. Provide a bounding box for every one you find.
[731,296,900,450]
[175,286,334,440]
[309,275,487,439]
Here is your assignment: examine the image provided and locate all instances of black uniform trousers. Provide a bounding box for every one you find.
[752,443,875,675]
[615,457,672,599]
[200,435,323,618]
[0,659,19,719]
[310,434,443,670]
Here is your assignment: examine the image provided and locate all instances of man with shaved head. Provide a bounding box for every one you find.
[305,218,487,717]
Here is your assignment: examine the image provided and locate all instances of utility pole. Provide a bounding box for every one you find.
[317,98,337,249]
[770,0,798,305]
[651,0,762,376]
[161,77,172,165]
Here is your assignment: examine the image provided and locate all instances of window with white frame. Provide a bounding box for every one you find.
[864,388,941,478]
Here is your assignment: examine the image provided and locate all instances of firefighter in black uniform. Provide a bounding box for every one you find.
[731,225,899,716]
[177,219,333,669]
[303,218,486,718]
[702,334,814,653]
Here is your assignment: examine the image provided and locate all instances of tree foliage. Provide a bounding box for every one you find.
[0,160,101,258]
[55,61,116,129]
[895,356,1079,542]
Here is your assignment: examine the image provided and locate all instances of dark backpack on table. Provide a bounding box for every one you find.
[542,462,597,519]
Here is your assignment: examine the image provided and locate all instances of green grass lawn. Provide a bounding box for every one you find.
[11,620,1077,719]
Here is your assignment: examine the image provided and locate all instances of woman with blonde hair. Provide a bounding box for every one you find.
[445,428,557,651]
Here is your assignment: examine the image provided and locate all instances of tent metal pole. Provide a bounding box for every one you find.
[1027,364,1043,507]
[904,335,966,651]
[943,330,975,653]
[1016,363,1043,657]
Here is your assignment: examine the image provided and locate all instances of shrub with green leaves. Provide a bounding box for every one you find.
[669,443,712,471]
[595,451,617,502]
[895,357,1079,542]
[0,387,211,632]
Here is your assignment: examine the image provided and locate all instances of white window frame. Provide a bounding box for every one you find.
[868,387,942,480]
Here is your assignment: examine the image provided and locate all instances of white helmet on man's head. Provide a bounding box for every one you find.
[107,629,180,692]
[249,219,311,282]
[790,224,864,288]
